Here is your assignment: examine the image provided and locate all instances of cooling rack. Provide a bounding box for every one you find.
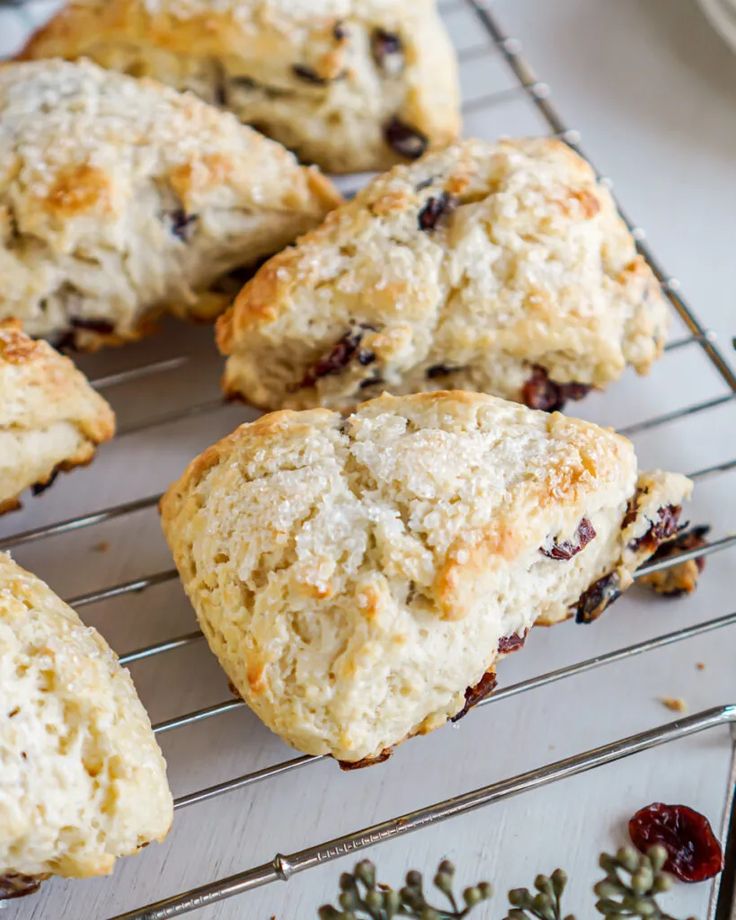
[1,1,735,918]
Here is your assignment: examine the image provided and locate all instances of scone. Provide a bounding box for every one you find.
[20,0,460,174]
[160,391,691,764]
[0,553,173,891]
[0,320,115,514]
[217,139,670,413]
[0,60,341,348]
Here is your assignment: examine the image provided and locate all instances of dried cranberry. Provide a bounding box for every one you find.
[292,64,328,85]
[0,873,43,900]
[629,505,683,552]
[167,209,198,242]
[641,525,711,597]
[371,28,404,71]
[498,632,527,654]
[299,326,376,389]
[451,670,497,722]
[418,192,455,231]
[573,572,621,624]
[384,117,428,160]
[522,365,592,412]
[425,363,466,379]
[31,468,59,497]
[629,803,723,882]
[541,518,596,561]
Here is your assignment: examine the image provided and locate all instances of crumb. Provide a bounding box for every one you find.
[92,541,109,553]
[696,662,705,671]
[660,696,688,713]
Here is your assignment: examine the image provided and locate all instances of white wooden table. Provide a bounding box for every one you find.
[1,1,735,918]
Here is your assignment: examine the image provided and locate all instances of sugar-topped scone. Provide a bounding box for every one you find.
[217,139,670,413]
[20,0,460,174]
[160,391,691,764]
[0,321,115,514]
[0,59,340,349]
[0,553,173,893]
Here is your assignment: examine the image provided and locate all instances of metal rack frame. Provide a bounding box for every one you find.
[1,1,735,918]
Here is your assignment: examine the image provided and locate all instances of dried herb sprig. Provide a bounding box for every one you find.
[593,846,696,919]
[505,868,573,920]
[317,858,492,919]
[318,847,701,920]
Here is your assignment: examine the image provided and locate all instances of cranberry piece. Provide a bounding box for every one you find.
[31,468,60,497]
[371,28,404,68]
[418,192,455,231]
[451,670,497,723]
[425,363,466,379]
[522,365,592,412]
[299,326,376,388]
[166,209,198,242]
[629,803,723,882]
[0,873,43,900]
[540,517,596,561]
[650,525,710,574]
[498,632,527,654]
[629,505,683,552]
[573,571,621,624]
[292,64,328,85]
[384,117,428,160]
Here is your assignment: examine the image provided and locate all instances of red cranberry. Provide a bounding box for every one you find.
[629,803,724,882]
[540,517,596,561]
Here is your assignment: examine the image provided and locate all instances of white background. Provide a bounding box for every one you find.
[1,1,735,918]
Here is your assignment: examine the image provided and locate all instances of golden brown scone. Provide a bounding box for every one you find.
[0,320,115,513]
[0,59,340,348]
[160,390,692,764]
[216,139,670,412]
[20,0,460,174]
[0,553,173,888]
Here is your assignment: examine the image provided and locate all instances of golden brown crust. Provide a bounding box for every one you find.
[0,59,341,345]
[216,139,669,412]
[161,390,692,762]
[20,0,461,174]
[0,320,115,510]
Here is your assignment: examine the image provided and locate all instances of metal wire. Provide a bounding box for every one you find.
[109,707,736,920]
[139,608,736,814]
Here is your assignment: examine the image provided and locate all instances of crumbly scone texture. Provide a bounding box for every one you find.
[0,320,115,512]
[0,553,173,879]
[20,0,460,174]
[160,390,691,763]
[0,59,341,347]
[217,139,670,413]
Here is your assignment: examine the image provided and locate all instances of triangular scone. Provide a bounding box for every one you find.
[160,391,691,765]
[0,554,173,891]
[217,138,669,412]
[0,60,341,349]
[0,321,115,514]
[20,0,460,174]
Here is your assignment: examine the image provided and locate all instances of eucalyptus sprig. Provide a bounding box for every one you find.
[504,868,573,920]
[318,846,701,920]
[593,846,696,920]
[317,858,492,919]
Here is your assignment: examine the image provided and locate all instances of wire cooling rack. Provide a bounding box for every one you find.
[1,1,736,918]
